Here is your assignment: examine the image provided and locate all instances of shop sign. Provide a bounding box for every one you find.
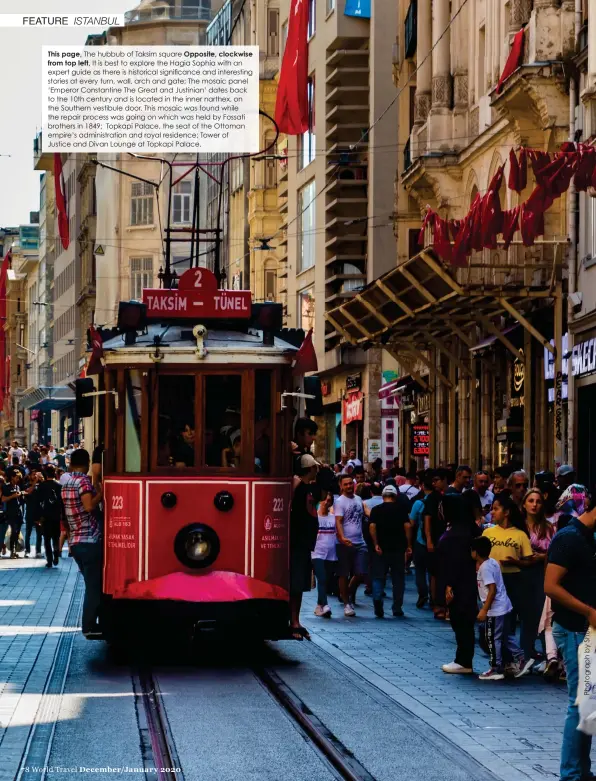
[368,439,381,462]
[416,393,430,417]
[343,392,363,425]
[555,371,563,444]
[511,352,525,408]
[571,336,596,378]
[346,373,361,392]
[321,381,332,397]
[544,333,569,379]
[412,423,430,456]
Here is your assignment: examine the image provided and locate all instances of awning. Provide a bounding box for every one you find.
[20,386,75,412]
[468,324,520,353]
[378,379,400,399]
[325,247,560,379]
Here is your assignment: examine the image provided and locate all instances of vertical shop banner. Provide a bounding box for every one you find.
[344,0,371,17]
[103,480,142,594]
[343,392,363,425]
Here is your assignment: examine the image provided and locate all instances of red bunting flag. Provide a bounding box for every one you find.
[496,27,525,95]
[274,0,310,135]
[87,325,105,375]
[53,153,69,250]
[292,328,318,375]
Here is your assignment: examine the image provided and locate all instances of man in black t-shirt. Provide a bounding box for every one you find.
[2,471,24,558]
[424,468,450,617]
[369,485,412,618]
[545,495,596,781]
[289,453,320,640]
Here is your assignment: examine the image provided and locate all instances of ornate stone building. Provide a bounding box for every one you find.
[328,0,579,473]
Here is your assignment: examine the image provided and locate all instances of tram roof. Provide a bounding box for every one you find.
[101,324,298,366]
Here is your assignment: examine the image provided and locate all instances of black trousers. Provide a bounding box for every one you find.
[9,521,22,553]
[414,542,430,600]
[449,609,475,669]
[43,520,60,564]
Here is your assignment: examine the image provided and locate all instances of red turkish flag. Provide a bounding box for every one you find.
[292,328,318,375]
[496,27,525,94]
[87,325,105,375]
[53,153,69,250]
[275,0,310,135]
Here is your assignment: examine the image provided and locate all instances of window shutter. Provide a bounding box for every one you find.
[268,8,279,56]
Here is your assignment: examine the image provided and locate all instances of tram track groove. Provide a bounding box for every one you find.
[133,669,185,781]
[253,665,377,781]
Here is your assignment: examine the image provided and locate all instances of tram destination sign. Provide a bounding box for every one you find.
[143,267,252,319]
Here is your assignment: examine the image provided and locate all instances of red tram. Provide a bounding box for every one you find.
[81,267,310,641]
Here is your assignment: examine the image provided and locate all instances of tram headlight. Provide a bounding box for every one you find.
[161,491,177,509]
[214,490,234,512]
[174,524,220,569]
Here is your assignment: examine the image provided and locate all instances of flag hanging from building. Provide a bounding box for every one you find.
[274,0,310,135]
[496,27,525,94]
[87,325,105,375]
[53,153,70,250]
[344,0,371,18]
[0,252,10,413]
[292,328,318,375]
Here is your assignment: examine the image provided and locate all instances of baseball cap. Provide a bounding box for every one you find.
[382,485,398,497]
[556,464,575,478]
[300,454,321,469]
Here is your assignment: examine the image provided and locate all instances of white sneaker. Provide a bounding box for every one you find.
[322,605,332,618]
[344,603,356,617]
[479,668,505,681]
[442,662,473,674]
[314,605,325,617]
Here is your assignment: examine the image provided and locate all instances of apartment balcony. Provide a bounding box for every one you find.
[33,132,53,172]
[326,66,368,90]
[325,103,369,125]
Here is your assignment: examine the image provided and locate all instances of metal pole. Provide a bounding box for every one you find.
[164,163,173,289]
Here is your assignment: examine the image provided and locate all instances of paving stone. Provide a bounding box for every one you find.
[301,573,595,781]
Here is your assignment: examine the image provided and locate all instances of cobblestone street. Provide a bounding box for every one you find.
[301,575,587,781]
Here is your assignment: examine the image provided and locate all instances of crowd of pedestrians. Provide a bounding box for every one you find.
[0,439,104,639]
[290,417,596,781]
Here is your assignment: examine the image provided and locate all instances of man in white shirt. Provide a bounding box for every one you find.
[399,472,420,503]
[473,470,494,526]
[346,448,362,469]
[8,440,25,462]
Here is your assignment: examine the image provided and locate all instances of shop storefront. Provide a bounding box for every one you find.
[571,332,596,491]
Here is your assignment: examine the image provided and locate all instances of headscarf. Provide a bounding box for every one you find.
[556,484,588,518]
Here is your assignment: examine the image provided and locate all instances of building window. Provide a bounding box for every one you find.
[264,133,277,188]
[230,158,244,193]
[298,288,315,332]
[326,0,335,12]
[299,77,315,170]
[264,268,276,301]
[308,0,316,38]
[298,180,316,273]
[130,257,153,300]
[91,179,97,215]
[267,7,279,56]
[172,180,192,224]
[130,182,154,226]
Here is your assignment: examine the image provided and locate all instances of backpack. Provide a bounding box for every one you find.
[39,483,62,523]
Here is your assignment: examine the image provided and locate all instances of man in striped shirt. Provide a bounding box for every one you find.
[62,449,104,638]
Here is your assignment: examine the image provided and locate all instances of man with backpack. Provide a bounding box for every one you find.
[37,465,65,568]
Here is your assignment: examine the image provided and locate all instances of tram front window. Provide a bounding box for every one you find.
[125,370,142,473]
[158,375,196,467]
[254,370,272,474]
[204,375,242,467]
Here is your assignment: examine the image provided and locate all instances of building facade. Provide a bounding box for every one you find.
[279,0,398,466]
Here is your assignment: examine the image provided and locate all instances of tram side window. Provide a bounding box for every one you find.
[157,375,195,467]
[125,370,142,473]
[254,370,272,474]
[204,375,242,467]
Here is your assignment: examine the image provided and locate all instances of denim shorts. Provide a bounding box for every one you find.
[336,543,368,578]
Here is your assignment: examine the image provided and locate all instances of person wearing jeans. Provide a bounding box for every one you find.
[61,449,104,638]
[545,487,596,781]
[368,485,412,618]
[312,491,337,618]
[410,475,433,609]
